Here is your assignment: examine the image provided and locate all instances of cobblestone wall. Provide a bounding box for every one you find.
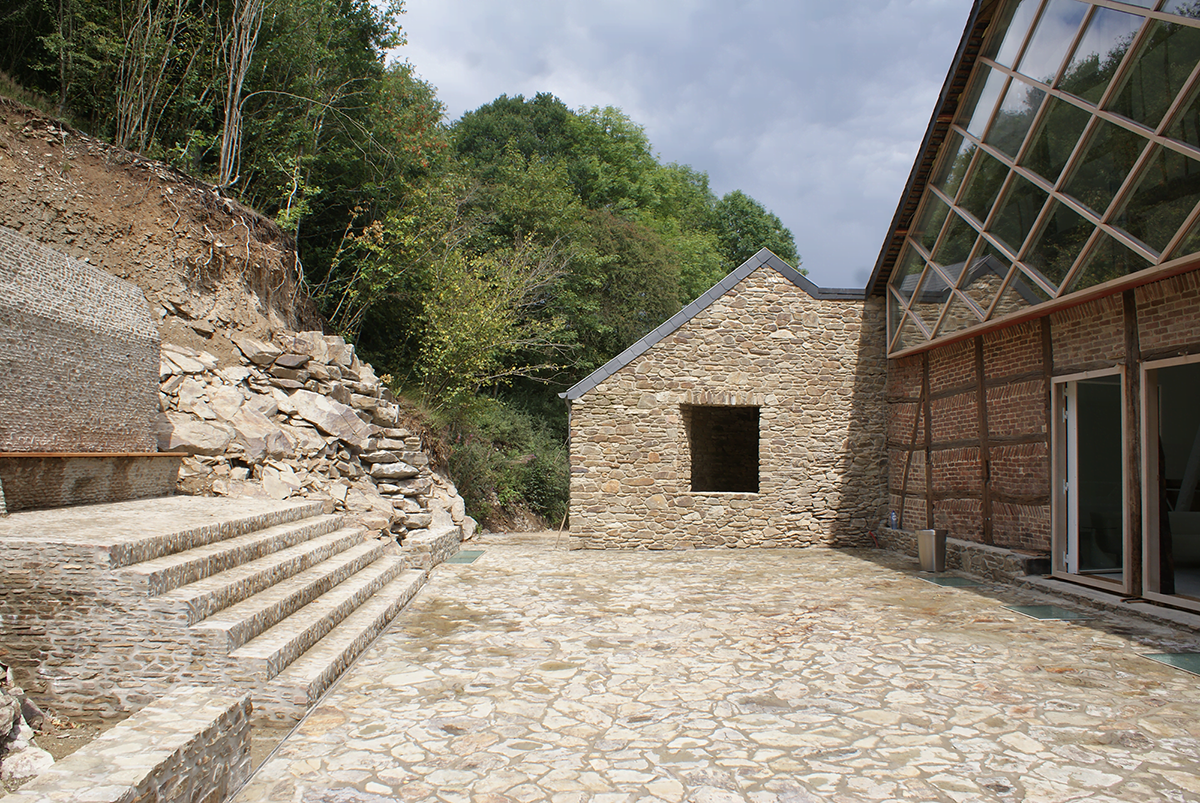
[0,225,159,453]
[569,266,888,549]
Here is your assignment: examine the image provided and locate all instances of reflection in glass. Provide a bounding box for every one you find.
[1067,231,1152,292]
[1115,145,1200,254]
[1021,97,1092,184]
[910,267,953,331]
[1063,120,1149,215]
[1025,200,1094,288]
[990,174,1050,254]
[993,267,1054,318]
[1161,0,1200,17]
[1166,84,1200,151]
[914,194,951,253]
[960,151,1010,222]
[931,132,975,201]
[963,68,1008,139]
[1109,20,1200,130]
[1059,6,1144,106]
[985,0,1041,68]
[937,293,983,338]
[1074,375,1125,576]
[888,290,904,346]
[893,314,927,352]
[986,79,1047,157]
[1018,0,1090,84]
[960,241,1013,313]
[1168,212,1200,260]
[932,214,978,281]
[892,247,926,303]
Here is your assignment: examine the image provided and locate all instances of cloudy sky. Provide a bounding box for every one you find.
[392,1,974,289]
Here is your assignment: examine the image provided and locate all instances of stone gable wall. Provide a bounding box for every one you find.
[0,225,158,453]
[568,267,888,548]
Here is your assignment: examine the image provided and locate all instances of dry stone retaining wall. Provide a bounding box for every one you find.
[154,332,474,541]
[569,266,888,548]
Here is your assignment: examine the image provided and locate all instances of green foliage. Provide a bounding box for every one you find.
[442,397,568,526]
[714,189,800,268]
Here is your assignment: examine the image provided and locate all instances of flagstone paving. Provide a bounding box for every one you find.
[234,533,1200,803]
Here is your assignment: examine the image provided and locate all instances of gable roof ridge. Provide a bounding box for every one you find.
[561,248,863,400]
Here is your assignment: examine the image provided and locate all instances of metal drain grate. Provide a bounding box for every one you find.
[1004,604,1091,621]
[445,550,484,564]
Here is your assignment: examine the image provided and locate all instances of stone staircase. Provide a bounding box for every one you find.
[0,496,451,723]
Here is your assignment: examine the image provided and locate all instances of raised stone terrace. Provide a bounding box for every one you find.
[0,495,457,723]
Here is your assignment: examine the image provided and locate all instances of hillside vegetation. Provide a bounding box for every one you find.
[0,0,800,527]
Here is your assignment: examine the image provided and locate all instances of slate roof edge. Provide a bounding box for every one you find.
[561,248,864,400]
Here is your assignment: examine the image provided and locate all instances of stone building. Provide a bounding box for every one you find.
[563,249,888,549]
[566,0,1200,619]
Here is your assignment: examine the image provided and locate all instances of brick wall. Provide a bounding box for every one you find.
[569,266,888,548]
[0,225,159,453]
[886,266,1200,557]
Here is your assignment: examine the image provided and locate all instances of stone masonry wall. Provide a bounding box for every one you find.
[0,225,158,453]
[569,266,888,548]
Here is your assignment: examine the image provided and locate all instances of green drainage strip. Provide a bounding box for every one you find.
[1143,653,1200,676]
[920,576,984,587]
[445,550,484,564]
[1005,604,1092,621]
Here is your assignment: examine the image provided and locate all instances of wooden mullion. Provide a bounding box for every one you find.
[976,337,994,545]
[923,352,935,528]
[1124,290,1143,596]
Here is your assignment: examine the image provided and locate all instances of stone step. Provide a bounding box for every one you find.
[188,535,392,651]
[160,525,371,628]
[255,568,425,724]
[229,554,408,682]
[106,499,328,568]
[118,514,344,596]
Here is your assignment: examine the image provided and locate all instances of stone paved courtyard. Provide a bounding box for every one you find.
[234,533,1200,803]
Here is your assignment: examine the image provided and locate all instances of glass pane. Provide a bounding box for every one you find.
[1108,19,1200,130]
[1161,1,1200,17]
[931,132,975,201]
[961,241,1012,313]
[1074,376,1125,575]
[962,68,1008,138]
[1066,231,1152,292]
[993,267,1053,318]
[1168,213,1200,260]
[891,246,926,303]
[989,174,1050,254]
[960,151,1010,223]
[1113,144,1200,253]
[932,214,978,282]
[1025,200,1094,288]
[986,79,1047,157]
[892,314,927,352]
[937,293,983,338]
[888,290,904,346]
[1166,84,1200,150]
[1020,96,1093,183]
[910,267,953,331]
[1063,120,1150,215]
[913,194,951,254]
[1059,6,1145,106]
[1018,0,1090,84]
[985,0,1041,68]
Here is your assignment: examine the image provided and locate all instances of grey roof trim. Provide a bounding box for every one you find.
[561,248,865,400]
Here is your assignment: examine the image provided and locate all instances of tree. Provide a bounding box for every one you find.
[714,189,800,268]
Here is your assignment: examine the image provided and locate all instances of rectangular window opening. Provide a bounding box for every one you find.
[682,404,760,493]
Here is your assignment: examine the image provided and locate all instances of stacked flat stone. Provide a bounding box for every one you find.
[154,331,476,542]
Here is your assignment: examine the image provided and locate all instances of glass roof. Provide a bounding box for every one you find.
[886,0,1200,355]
